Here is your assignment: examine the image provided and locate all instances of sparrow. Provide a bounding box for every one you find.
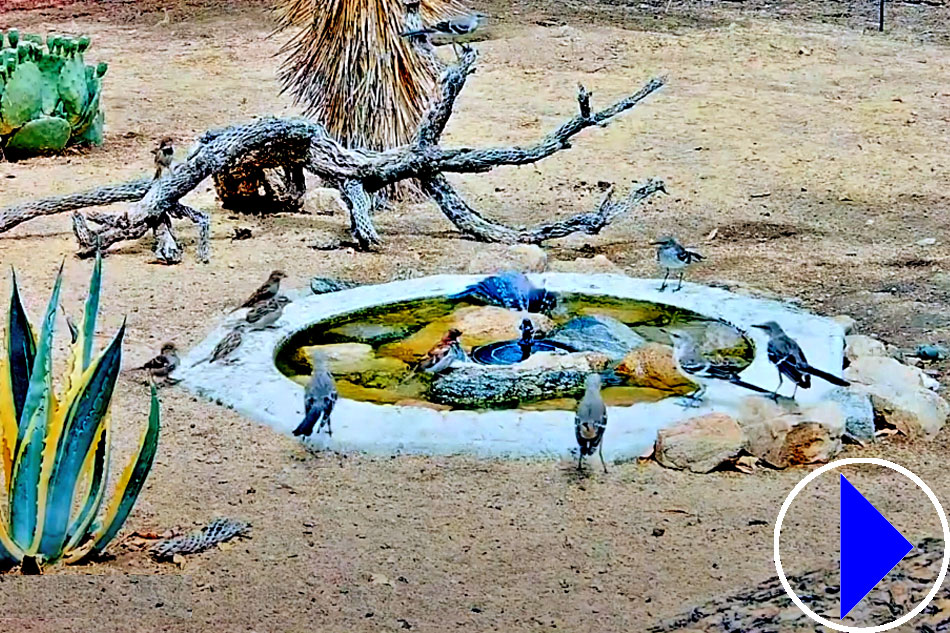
[232,270,287,312]
[192,325,245,366]
[752,321,850,400]
[449,272,558,313]
[137,342,180,384]
[575,373,608,473]
[292,351,338,438]
[246,295,291,330]
[152,137,174,180]
[651,237,704,292]
[419,328,465,374]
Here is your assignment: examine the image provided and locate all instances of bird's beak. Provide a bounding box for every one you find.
[751,324,767,330]
[650,241,663,245]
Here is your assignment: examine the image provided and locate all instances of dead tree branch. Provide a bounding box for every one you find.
[0,45,666,260]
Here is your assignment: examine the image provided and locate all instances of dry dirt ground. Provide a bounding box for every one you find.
[2,0,950,631]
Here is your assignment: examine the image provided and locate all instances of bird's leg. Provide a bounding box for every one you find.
[771,374,783,400]
[452,42,461,60]
[674,271,684,292]
[599,444,608,474]
[791,383,799,401]
[577,453,583,471]
[659,269,670,292]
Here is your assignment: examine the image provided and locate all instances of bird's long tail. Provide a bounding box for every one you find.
[293,407,324,437]
[686,250,705,263]
[400,28,433,37]
[805,365,850,387]
[728,376,773,394]
[190,355,211,368]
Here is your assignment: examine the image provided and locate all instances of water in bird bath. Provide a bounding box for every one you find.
[274,293,754,411]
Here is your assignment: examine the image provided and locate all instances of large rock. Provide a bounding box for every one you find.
[737,398,843,468]
[465,244,548,274]
[845,335,887,361]
[654,413,745,473]
[615,343,698,394]
[548,255,624,275]
[856,384,949,438]
[845,356,941,392]
[548,315,645,361]
[429,351,609,407]
[832,314,857,335]
[379,306,554,362]
[297,343,407,389]
[824,387,875,443]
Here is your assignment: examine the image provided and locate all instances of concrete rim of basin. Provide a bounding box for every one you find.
[174,273,846,459]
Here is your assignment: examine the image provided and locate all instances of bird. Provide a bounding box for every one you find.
[231,270,287,312]
[152,137,174,181]
[575,373,608,473]
[752,321,850,400]
[137,342,180,384]
[651,237,704,292]
[400,12,488,57]
[246,295,291,330]
[518,318,535,361]
[292,351,338,438]
[419,328,466,374]
[663,329,771,406]
[192,325,245,366]
[449,272,558,313]
[60,305,79,344]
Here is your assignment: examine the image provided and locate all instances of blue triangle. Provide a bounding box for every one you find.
[840,474,914,619]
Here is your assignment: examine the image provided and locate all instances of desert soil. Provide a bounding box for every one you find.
[2,0,950,630]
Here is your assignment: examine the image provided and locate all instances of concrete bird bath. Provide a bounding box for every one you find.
[175,274,846,460]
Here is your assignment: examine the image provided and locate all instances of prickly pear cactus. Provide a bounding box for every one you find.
[0,29,108,159]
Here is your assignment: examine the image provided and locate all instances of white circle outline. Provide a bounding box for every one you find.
[773,457,950,633]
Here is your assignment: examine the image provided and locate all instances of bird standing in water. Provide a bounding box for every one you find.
[752,321,849,400]
[651,237,704,292]
[152,137,175,180]
[232,270,287,312]
[575,374,608,473]
[450,272,557,313]
[293,351,338,438]
[419,328,465,374]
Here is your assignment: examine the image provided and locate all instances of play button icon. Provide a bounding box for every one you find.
[774,458,950,632]
[839,474,914,619]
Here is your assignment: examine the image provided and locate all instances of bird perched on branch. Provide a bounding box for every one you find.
[652,237,704,292]
[293,350,337,438]
[192,325,245,366]
[450,272,557,313]
[752,321,850,400]
[232,270,287,312]
[246,295,291,330]
[663,330,771,406]
[575,374,608,473]
[152,137,174,181]
[137,342,180,385]
[419,328,465,374]
[401,12,488,57]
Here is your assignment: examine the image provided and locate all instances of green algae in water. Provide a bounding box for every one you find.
[275,294,755,412]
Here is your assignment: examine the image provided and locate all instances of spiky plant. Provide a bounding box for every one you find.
[274,0,465,152]
[0,256,161,570]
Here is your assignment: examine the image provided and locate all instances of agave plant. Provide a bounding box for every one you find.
[0,256,160,569]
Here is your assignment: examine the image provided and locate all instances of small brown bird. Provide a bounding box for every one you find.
[232,270,287,312]
[192,325,245,366]
[246,295,291,330]
[152,137,174,180]
[419,328,465,374]
[575,373,608,473]
[138,342,180,384]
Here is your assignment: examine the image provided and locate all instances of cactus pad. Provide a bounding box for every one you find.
[0,29,107,158]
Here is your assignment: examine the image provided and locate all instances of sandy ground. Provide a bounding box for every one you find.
[3,0,950,630]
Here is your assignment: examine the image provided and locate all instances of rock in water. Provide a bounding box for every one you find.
[548,315,645,361]
[429,352,610,407]
[615,343,699,394]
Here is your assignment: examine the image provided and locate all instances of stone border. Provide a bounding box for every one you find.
[174,274,846,459]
